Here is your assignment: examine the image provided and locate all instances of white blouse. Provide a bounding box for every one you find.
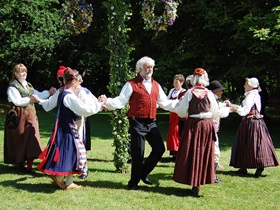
[167,88,186,100]
[39,89,101,117]
[7,80,50,107]
[236,89,261,116]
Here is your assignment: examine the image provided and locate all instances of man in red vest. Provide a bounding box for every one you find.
[99,56,179,190]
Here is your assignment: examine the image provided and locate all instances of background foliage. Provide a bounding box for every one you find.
[0,0,279,170]
[0,0,279,99]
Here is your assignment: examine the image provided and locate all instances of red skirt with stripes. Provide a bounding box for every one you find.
[173,117,216,186]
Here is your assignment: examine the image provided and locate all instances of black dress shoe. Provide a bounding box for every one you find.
[192,187,200,197]
[254,168,264,177]
[26,168,36,174]
[78,172,88,179]
[141,177,153,185]
[128,185,141,191]
[236,169,248,175]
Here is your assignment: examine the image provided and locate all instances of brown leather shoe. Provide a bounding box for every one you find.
[65,183,82,190]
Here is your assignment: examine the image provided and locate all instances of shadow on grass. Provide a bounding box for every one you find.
[0,178,59,193]
[0,162,198,197]
[87,157,114,163]
[81,179,195,197]
[216,169,267,178]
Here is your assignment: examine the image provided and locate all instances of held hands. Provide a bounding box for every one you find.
[230,104,239,112]
[49,87,57,96]
[98,95,108,111]
[223,99,239,112]
[30,94,40,103]
[224,100,231,107]
[98,94,107,103]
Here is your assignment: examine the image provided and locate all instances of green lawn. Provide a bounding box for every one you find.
[0,106,279,210]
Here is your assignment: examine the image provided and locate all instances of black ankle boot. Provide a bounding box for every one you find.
[254,168,264,177]
[192,187,200,197]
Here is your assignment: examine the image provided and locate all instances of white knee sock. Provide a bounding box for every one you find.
[65,174,74,186]
[56,175,64,182]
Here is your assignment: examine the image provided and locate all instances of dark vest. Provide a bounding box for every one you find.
[127,74,159,119]
[9,79,34,98]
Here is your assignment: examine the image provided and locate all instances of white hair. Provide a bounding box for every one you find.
[136,56,155,71]
[191,72,209,87]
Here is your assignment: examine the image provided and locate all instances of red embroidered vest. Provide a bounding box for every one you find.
[127,73,159,119]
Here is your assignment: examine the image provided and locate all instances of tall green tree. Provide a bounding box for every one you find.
[0,0,65,84]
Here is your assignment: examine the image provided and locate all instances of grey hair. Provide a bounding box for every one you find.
[185,75,193,89]
[136,56,155,71]
[191,72,209,87]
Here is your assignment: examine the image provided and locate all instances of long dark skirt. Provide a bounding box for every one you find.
[4,105,42,164]
[173,118,216,187]
[230,117,279,169]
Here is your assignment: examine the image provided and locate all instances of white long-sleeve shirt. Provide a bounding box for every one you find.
[39,89,101,117]
[104,79,179,112]
[236,89,261,116]
[213,94,230,119]
[7,80,50,106]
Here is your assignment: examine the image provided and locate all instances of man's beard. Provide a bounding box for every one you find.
[142,72,152,79]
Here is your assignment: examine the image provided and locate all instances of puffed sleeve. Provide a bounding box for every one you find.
[157,85,179,111]
[7,86,30,106]
[208,91,219,121]
[236,92,257,116]
[34,89,50,99]
[104,82,132,110]
[63,92,102,117]
[175,90,192,118]
[39,90,60,111]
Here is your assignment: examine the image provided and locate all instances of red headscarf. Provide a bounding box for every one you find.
[193,68,206,76]
[57,66,67,76]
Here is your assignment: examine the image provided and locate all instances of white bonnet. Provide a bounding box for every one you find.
[247,77,259,88]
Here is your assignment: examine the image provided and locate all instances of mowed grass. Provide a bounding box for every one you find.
[0,105,280,210]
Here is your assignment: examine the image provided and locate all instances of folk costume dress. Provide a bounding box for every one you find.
[230,89,279,169]
[5,78,50,165]
[173,85,219,186]
[166,88,186,156]
[38,89,101,176]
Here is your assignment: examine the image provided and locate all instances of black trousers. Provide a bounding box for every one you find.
[128,118,165,186]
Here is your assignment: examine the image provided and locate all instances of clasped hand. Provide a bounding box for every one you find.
[98,94,107,103]
[98,95,108,111]
[30,94,40,103]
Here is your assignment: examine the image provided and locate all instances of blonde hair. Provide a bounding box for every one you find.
[73,69,83,84]
[12,63,27,74]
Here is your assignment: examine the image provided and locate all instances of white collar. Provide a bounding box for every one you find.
[21,80,28,86]
[244,89,258,97]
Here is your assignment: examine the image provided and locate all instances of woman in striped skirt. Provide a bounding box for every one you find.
[230,77,279,177]
[173,68,219,197]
